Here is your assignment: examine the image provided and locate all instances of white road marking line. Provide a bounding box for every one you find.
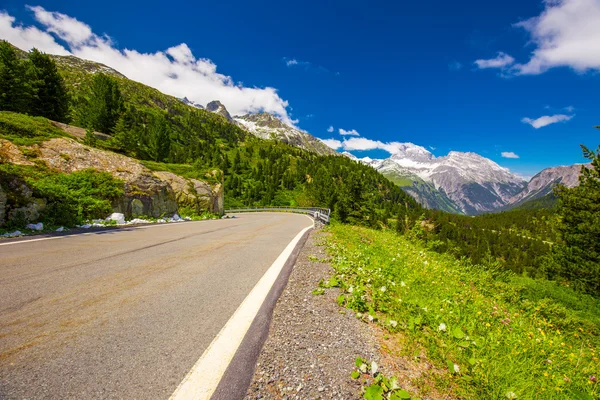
[169,223,313,400]
[0,220,213,247]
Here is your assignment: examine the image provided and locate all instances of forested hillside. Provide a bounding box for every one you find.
[0,41,422,230]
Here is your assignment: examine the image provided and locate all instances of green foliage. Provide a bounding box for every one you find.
[0,111,67,145]
[0,42,70,122]
[31,169,124,226]
[325,224,600,399]
[146,112,171,162]
[548,143,600,294]
[0,41,33,114]
[420,207,557,276]
[27,48,70,122]
[75,73,124,133]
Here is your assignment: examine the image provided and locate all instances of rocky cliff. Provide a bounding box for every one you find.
[0,134,223,227]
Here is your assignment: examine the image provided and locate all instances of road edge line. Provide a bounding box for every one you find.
[169,222,314,400]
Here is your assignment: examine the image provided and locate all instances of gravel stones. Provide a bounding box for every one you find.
[245,231,380,399]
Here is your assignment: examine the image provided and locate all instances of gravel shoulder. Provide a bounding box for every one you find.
[245,230,380,400]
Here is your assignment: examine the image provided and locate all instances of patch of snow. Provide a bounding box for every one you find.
[1,230,23,238]
[128,218,150,224]
[26,222,44,231]
[107,212,126,225]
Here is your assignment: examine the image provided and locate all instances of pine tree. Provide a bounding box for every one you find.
[0,41,31,113]
[27,48,71,122]
[548,140,600,294]
[146,113,171,162]
[77,73,124,133]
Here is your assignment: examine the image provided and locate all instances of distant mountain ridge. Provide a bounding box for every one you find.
[343,145,585,215]
[355,144,526,215]
[175,87,581,216]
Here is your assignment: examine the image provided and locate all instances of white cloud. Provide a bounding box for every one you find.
[339,137,412,154]
[327,125,334,133]
[0,7,294,124]
[474,52,515,69]
[501,151,520,159]
[476,0,600,75]
[320,138,342,150]
[0,11,70,55]
[521,114,574,128]
[339,128,360,136]
[285,58,299,67]
[564,105,575,112]
[26,5,92,46]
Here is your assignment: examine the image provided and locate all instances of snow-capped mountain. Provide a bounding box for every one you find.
[234,113,336,156]
[508,164,585,207]
[349,143,527,215]
[179,97,204,110]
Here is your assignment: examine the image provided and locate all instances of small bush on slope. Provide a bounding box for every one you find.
[324,224,599,399]
[0,164,124,228]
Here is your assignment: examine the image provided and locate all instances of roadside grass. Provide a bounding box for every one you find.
[323,224,599,399]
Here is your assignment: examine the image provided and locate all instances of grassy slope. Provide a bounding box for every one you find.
[323,224,599,399]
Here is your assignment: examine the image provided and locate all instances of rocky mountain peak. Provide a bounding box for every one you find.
[236,112,287,129]
[390,143,434,162]
[179,97,204,110]
[206,100,233,121]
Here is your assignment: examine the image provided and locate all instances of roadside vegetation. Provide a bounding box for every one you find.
[324,223,599,399]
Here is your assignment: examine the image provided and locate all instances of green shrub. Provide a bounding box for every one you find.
[31,169,124,226]
[0,111,66,145]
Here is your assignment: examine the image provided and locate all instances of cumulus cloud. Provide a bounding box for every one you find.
[476,0,600,75]
[474,52,515,69]
[0,11,70,55]
[521,114,574,128]
[514,0,600,74]
[320,138,342,150]
[0,6,294,124]
[501,152,520,159]
[337,137,416,154]
[339,128,360,136]
[327,125,334,133]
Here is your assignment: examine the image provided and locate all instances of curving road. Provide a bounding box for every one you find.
[0,213,313,399]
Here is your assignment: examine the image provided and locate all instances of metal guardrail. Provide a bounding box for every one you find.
[224,206,331,224]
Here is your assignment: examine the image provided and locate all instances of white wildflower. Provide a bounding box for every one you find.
[348,286,354,293]
[390,320,398,328]
[400,281,406,287]
[380,286,387,292]
[368,315,374,322]
[453,363,460,373]
[438,323,447,332]
[506,391,517,399]
[371,361,378,375]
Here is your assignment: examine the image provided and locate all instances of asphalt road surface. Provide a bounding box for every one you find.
[0,213,313,399]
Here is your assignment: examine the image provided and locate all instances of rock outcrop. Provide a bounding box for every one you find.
[0,137,224,226]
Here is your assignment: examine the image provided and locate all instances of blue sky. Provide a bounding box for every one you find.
[1,0,599,177]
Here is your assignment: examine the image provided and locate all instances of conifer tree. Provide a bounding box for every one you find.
[548,138,600,294]
[77,73,123,133]
[28,48,70,122]
[0,41,31,113]
[146,113,171,162]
